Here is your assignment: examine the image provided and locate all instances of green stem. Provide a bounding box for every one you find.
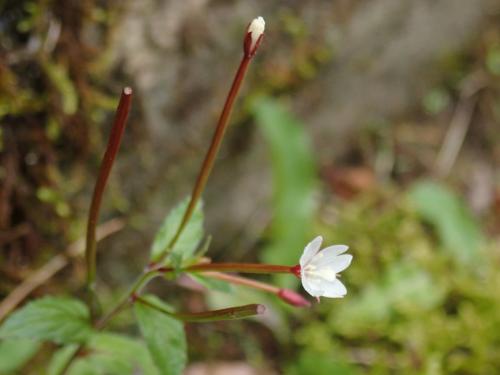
[135,296,265,322]
[94,270,157,330]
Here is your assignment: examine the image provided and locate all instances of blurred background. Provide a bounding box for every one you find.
[1,0,500,373]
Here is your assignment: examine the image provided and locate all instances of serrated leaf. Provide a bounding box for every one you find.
[134,295,187,375]
[0,339,40,373]
[150,197,204,265]
[0,297,92,344]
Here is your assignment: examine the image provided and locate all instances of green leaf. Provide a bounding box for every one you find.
[48,345,80,375]
[49,335,159,375]
[150,197,204,265]
[84,333,158,375]
[0,339,40,373]
[409,180,485,266]
[134,295,187,375]
[0,297,92,344]
[252,97,317,285]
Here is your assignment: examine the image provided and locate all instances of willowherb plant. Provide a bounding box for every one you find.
[0,17,352,374]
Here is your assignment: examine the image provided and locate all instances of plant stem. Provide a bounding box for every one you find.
[200,271,310,307]
[94,270,157,330]
[135,296,265,322]
[157,44,257,264]
[85,88,132,298]
[162,262,295,274]
[201,271,280,293]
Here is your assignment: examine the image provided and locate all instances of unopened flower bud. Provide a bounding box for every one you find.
[278,289,311,307]
[244,16,265,57]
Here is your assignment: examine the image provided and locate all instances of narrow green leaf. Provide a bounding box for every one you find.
[0,339,40,373]
[134,295,187,375]
[0,297,92,344]
[252,97,317,285]
[150,197,204,265]
[409,180,485,266]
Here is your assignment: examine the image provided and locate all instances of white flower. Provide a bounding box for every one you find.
[299,236,352,298]
[247,16,265,51]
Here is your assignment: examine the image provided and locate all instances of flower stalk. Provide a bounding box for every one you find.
[202,271,311,307]
[156,17,265,264]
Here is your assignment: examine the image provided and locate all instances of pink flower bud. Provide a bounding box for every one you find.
[278,289,311,307]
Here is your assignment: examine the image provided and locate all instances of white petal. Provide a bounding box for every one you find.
[329,254,353,273]
[310,245,349,265]
[299,236,323,267]
[320,279,347,298]
[301,274,324,297]
[248,17,265,41]
[321,244,349,256]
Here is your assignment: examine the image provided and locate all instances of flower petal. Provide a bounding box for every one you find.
[329,254,353,273]
[301,274,324,297]
[299,236,323,267]
[321,244,349,256]
[320,278,347,298]
[310,245,349,266]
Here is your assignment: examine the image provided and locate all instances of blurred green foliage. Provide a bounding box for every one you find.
[252,97,317,284]
[409,181,485,267]
[0,339,40,374]
[422,88,451,115]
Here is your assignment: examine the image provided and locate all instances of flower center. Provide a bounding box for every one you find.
[303,264,337,282]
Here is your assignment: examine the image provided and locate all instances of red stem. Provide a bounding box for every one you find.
[85,87,132,291]
[201,271,279,293]
[158,54,252,263]
[159,262,294,274]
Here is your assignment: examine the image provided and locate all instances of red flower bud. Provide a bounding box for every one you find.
[278,289,311,307]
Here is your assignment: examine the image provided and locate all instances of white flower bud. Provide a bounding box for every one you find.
[247,16,265,52]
